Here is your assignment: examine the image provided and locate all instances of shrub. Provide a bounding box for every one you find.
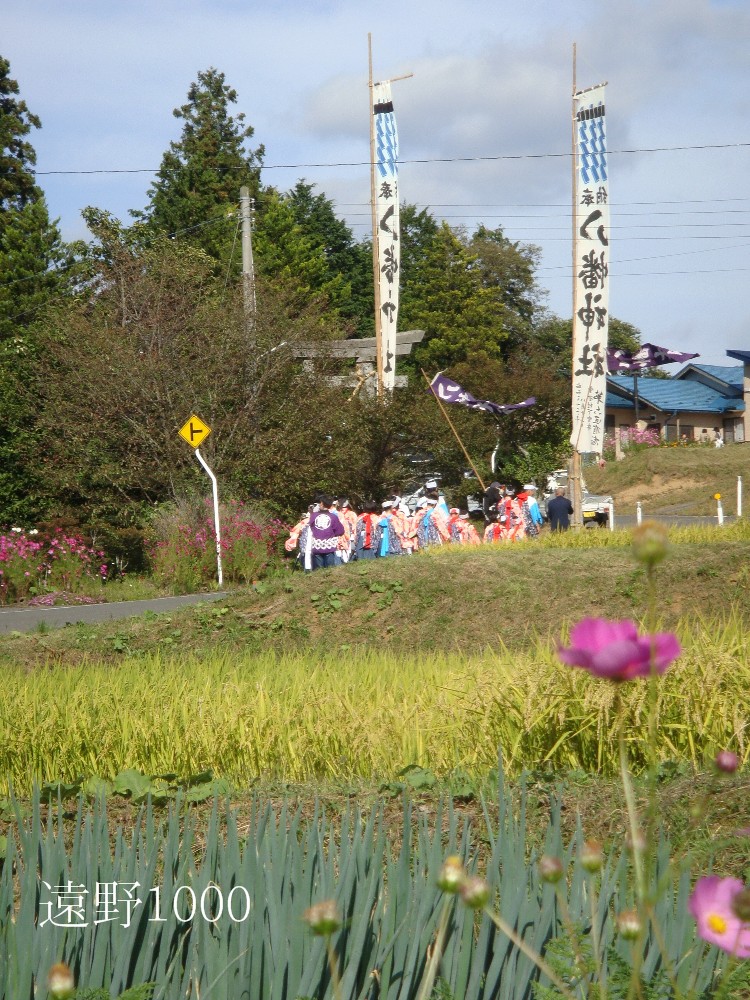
[0,526,106,605]
[148,498,288,592]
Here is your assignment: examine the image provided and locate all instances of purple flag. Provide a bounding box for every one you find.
[430,372,535,416]
[607,343,699,374]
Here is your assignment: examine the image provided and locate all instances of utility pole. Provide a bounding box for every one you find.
[240,186,256,322]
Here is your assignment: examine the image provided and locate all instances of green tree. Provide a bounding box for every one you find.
[29,211,366,525]
[0,54,41,211]
[398,206,547,372]
[133,68,264,269]
[0,56,77,526]
[252,190,338,318]
[468,224,544,354]
[286,180,373,334]
[0,56,73,342]
[533,314,643,373]
[400,215,501,371]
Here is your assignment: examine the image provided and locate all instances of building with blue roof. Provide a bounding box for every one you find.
[605,353,747,444]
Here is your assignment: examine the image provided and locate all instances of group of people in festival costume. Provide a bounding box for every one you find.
[285,478,546,572]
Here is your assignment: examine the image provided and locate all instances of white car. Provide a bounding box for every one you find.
[542,470,612,527]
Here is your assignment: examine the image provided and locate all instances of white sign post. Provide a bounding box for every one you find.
[195,449,223,586]
[178,415,223,586]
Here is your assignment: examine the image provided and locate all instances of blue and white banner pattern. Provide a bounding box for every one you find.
[571,84,609,455]
[374,81,400,391]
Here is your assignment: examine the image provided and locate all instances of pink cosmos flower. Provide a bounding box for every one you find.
[558,618,681,682]
[689,876,750,957]
[715,750,740,774]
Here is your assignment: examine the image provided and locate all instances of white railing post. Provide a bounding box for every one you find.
[716,493,724,527]
[738,476,743,519]
[636,501,642,525]
[608,501,615,531]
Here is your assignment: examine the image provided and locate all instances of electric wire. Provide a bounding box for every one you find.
[31,139,750,176]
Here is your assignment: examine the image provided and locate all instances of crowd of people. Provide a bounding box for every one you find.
[285,478,558,572]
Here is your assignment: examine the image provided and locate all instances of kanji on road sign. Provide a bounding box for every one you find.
[178,415,211,448]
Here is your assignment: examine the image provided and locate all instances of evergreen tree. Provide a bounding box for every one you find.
[0,55,40,212]
[468,224,543,355]
[0,55,72,342]
[253,190,336,314]
[286,180,373,334]
[533,314,644,373]
[398,208,508,371]
[134,67,264,268]
[0,56,75,526]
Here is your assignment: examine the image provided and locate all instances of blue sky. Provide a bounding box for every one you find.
[5,0,750,366]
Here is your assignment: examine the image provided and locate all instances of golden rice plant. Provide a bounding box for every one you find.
[0,610,748,794]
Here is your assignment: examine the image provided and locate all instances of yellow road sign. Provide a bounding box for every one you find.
[179,414,211,449]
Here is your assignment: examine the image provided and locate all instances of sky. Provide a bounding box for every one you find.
[5,0,750,368]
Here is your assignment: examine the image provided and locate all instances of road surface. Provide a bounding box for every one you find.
[0,593,227,635]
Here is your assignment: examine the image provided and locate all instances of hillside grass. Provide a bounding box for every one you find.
[3,519,749,666]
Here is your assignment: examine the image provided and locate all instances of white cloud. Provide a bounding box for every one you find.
[3,0,749,359]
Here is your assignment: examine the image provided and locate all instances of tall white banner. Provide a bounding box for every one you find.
[373,81,400,391]
[571,84,609,455]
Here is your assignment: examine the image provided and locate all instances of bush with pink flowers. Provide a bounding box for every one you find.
[604,426,663,459]
[0,527,107,605]
[148,498,288,593]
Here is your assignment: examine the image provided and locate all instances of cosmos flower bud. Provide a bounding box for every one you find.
[731,887,750,923]
[689,799,706,822]
[538,855,564,884]
[303,899,342,936]
[715,750,739,774]
[437,855,466,893]
[459,875,490,910]
[580,840,603,873]
[625,829,647,855]
[616,909,642,940]
[47,963,75,1000]
[632,521,669,567]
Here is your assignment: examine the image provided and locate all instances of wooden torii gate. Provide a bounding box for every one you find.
[295,329,425,397]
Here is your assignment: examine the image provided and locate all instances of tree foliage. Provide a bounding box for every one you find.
[27,213,410,524]
[0,55,40,212]
[133,68,264,270]
[0,56,79,526]
[397,206,545,372]
[0,60,666,532]
[0,55,74,342]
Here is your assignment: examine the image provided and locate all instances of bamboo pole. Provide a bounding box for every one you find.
[570,43,584,528]
[422,369,487,492]
[368,34,384,398]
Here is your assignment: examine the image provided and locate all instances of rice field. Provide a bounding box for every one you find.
[2,610,748,795]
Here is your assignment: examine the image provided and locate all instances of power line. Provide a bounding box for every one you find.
[32,140,750,177]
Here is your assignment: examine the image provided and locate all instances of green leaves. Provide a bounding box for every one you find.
[39,769,228,806]
[0,774,723,1000]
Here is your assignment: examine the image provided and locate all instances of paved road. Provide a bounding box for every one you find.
[0,592,227,635]
[612,514,733,530]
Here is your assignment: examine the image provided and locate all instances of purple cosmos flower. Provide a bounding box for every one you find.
[558,618,681,682]
[689,876,750,958]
